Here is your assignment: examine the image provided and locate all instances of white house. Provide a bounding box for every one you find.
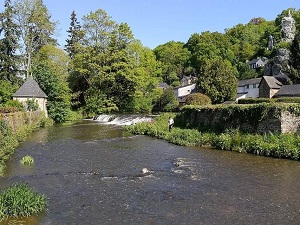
[247,57,268,69]
[174,83,197,105]
[236,78,261,101]
[12,76,48,117]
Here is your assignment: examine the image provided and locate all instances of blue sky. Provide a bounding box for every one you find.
[1,0,300,49]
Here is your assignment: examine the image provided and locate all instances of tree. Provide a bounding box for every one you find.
[65,10,83,59]
[153,41,191,85]
[156,87,179,112]
[0,0,20,84]
[32,45,71,123]
[185,32,234,75]
[71,9,161,114]
[197,58,237,104]
[14,0,57,78]
[289,31,300,83]
[32,64,71,123]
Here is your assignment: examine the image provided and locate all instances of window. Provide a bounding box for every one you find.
[246,85,249,89]
[253,84,257,88]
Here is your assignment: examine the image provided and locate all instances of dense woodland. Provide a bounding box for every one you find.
[1,0,300,122]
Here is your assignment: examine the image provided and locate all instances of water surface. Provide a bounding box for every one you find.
[1,120,300,225]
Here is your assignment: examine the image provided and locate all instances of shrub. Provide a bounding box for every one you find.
[186,93,211,106]
[4,100,24,111]
[20,155,34,165]
[0,183,46,221]
[274,97,300,103]
[238,98,274,104]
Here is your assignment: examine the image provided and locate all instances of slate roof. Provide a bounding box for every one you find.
[12,76,47,98]
[158,82,170,89]
[238,78,261,87]
[273,84,300,97]
[260,76,282,89]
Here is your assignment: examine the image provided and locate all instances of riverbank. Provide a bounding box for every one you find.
[125,113,300,160]
[0,111,51,175]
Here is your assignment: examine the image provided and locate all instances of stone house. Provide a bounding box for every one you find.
[273,84,300,98]
[12,76,48,117]
[258,76,282,98]
[247,57,268,69]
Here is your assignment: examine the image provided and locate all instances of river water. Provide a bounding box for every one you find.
[1,120,300,225]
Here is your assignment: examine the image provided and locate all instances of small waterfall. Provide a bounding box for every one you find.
[93,114,154,126]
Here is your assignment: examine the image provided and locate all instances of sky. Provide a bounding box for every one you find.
[1,0,300,49]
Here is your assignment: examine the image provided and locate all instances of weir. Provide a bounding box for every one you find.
[93,114,154,125]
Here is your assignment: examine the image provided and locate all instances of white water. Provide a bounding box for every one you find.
[93,114,154,125]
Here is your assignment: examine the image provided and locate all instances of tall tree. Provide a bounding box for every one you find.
[154,41,191,86]
[65,10,83,59]
[14,0,57,78]
[0,0,20,83]
[197,58,237,104]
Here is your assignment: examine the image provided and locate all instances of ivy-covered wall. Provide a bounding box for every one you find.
[0,111,45,133]
[177,103,300,134]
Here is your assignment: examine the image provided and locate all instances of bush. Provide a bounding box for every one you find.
[4,100,24,111]
[274,97,300,103]
[0,183,46,221]
[0,107,19,113]
[20,155,34,165]
[186,93,211,106]
[238,98,274,104]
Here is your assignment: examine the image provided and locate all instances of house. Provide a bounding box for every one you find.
[180,76,197,86]
[158,82,170,90]
[273,84,300,98]
[174,83,197,106]
[247,57,268,69]
[258,76,282,98]
[12,76,48,117]
[236,78,261,101]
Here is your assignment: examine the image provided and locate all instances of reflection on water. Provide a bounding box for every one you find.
[1,120,300,225]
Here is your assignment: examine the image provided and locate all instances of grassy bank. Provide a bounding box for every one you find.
[0,112,52,174]
[125,113,300,160]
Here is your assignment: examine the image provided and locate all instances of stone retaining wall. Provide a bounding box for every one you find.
[177,104,300,134]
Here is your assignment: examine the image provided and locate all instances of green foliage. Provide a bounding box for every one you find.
[4,100,23,111]
[197,58,238,104]
[0,112,46,174]
[0,0,20,84]
[275,97,300,103]
[32,64,72,123]
[239,98,300,104]
[26,99,39,111]
[0,106,20,113]
[180,103,300,133]
[156,87,179,112]
[0,183,46,221]
[238,98,274,104]
[20,155,34,165]
[0,80,18,105]
[153,41,191,84]
[185,93,211,105]
[126,113,300,161]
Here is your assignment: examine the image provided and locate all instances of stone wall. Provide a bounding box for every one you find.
[177,104,300,134]
[0,111,45,133]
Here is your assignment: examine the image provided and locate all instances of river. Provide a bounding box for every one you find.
[1,120,300,225]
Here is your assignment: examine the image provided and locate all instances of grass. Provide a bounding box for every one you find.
[20,155,34,165]
[125,113,300,160]
[0,183,46,222]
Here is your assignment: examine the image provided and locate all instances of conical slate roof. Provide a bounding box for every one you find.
[13,76,47,98]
